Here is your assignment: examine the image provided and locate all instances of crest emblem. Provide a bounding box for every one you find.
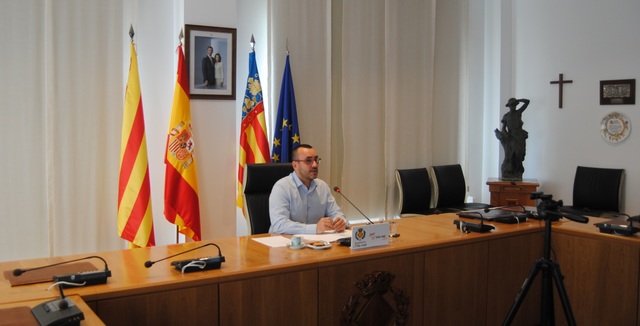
[168,121,195,167]
[355,228,366,240]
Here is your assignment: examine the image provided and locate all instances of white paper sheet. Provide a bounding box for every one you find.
[251,230,353,248]
[252,236,292,248]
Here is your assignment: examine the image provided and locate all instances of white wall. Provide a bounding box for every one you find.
[510,0,640,213]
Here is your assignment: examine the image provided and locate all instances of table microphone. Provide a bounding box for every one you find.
[13,255,112,288]
[144,242,225,273]
[333,186,374,225]
[454,211,495,233]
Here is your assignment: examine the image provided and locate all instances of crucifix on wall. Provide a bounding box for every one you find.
[550,73,573,108]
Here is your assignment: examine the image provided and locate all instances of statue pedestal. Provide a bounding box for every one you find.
[486,178,539,207]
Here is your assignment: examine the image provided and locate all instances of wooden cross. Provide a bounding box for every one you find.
[550,73,573,108]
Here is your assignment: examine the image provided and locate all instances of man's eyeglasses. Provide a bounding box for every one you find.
[294,157,321,165]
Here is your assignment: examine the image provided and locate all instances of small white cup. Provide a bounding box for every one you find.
[291,235,302,247]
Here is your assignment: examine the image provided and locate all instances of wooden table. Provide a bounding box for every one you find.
[0,213,637,325]
[487,178,540,206]
[0,295,104,325]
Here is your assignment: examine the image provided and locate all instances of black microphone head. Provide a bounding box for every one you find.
[144,261,154,268]
[333,186,340,193]
[484,208,491,213]
[13,269,23,276]
[57,299,69,310]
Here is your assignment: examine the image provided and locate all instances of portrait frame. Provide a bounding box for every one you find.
[599,79,635,105]
[185,24,236,100]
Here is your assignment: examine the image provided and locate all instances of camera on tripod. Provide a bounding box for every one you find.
[530,191,562,221]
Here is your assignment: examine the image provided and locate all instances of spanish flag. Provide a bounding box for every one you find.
[164,44,201,241]
[118,42,155,247]
[237,47,270,210]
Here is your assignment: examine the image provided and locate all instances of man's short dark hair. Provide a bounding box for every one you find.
[292,144,313,159]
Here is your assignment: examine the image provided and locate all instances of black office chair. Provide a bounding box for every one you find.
[242,162,294,234]
[395,168,441,216]
[563,166,624,216]
[430,164,491,212]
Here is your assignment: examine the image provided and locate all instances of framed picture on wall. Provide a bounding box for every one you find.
[185,24,236,100]
[600,79,635,105]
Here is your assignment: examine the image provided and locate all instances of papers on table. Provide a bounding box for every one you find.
[252,230,352,248]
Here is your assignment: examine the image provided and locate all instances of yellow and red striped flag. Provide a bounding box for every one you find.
[164,44,201,241]
[118,42,155,247]
[237,47,270,210]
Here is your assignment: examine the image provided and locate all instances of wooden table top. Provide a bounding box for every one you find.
[2,211,635,305]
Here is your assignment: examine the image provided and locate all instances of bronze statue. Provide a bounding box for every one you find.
[494,98,530,180]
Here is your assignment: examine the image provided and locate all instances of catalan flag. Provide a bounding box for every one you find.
[118,41,155,247]
[237,46,270,209]
[164,44,201,241]
[271,53,300,162]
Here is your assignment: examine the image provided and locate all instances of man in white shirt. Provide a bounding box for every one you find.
[269,144,347,234]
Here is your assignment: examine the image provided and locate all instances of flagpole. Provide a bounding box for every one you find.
[176,28,183,245]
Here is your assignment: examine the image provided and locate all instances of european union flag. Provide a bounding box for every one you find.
[271,54,300,162]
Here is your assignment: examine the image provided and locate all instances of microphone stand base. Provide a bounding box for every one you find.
[454,220,495,233]
[171,256,225,273]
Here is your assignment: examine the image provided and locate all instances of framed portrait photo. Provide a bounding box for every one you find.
[185,24,236,100]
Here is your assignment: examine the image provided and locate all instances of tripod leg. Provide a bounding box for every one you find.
[503,260,543,326]
[551,262,577,326]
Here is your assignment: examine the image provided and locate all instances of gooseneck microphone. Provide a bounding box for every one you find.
[454,211,495,233]
[144,242,225,273]
[333,186,374,225]
[13,255,111,288]
[14,255,109,276]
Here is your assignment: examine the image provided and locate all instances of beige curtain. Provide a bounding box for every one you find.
[269,0,435,222]
[0,0,125,260]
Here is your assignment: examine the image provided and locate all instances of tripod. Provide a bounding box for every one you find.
[503,193,587,326]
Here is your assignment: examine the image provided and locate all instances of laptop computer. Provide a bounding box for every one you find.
[457,209,530,224]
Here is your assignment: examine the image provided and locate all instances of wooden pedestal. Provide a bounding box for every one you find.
[487,178,539,207]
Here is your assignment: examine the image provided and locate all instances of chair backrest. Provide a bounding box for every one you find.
[243,163,294,234]
[395,168,432,216]
[431,164,466,207]
[572,166,624,212]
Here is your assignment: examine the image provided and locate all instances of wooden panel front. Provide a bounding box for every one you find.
[487,180,539,206]
[552,231,640,325]
[219,269,318,325]
[318,252,424,325]
[94,284,217,326]
[486,231,543,325]
[424,241,488,325]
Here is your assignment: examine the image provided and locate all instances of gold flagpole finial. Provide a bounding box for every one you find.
[179,28,184,46]
[250,34,255,52]
[286,38,289,55]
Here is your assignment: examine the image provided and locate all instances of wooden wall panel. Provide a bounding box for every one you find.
[552,232,640,325]
[424,241,488,325]
[219,269,318,325]
[94,284,218,326]
[318,252,424,326]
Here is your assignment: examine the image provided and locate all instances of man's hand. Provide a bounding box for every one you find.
[331,217,346,232]
[316,217,335,233]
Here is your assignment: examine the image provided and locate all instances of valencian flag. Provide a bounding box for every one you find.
[271,53,300,162]
[237,41,270,210]
[164,43,201,241]
[118,40,155,247]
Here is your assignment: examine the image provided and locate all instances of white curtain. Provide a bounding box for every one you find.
[269,0,436,221]
[0,0,125,260]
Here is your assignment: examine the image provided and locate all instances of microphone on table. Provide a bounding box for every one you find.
[591,212,639,236]
[31,282,85,325]
[482,204,534,223]
[333,186,374,225]
[13,255,112,288]
[454,211,495,233]
[144,242,225,273]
